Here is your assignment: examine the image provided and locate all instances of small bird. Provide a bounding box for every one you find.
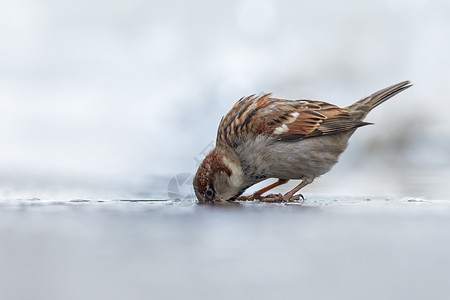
[193,81,412,204]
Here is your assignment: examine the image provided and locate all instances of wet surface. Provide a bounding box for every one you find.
[1,197,450,300]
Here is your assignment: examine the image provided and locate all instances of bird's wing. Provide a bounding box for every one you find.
[217,94,369,147]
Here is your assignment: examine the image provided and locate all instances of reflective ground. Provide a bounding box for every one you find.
[1,196,450,300]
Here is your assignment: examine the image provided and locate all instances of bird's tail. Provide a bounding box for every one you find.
[347,81,412,120]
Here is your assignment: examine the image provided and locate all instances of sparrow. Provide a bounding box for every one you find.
[193,81,412,204]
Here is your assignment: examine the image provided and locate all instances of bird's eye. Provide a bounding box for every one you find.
[204,187,215,202]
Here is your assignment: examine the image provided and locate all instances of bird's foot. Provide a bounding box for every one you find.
[259,193,304,203]
[237,192,262,201]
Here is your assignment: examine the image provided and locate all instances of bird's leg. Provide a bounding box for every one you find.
[283,178,312,201]
[261,179,313,203]
[237,179,288,201]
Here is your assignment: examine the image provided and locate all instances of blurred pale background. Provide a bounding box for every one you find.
[1,0,449,200]
[2,3,450,300]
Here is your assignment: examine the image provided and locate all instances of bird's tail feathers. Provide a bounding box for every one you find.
[347,81,412,120]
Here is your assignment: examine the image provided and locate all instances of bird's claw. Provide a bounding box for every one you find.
[237,193,262,201]
[238,192,304,203]
[258,193,304,203]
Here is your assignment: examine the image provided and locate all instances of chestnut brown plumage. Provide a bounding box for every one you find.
[193,81,412,204]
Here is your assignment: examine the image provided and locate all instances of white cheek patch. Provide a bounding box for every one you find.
[222,156,244,188]
[274,123,289,135]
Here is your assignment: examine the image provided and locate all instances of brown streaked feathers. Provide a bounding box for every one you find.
[194,80,412,204]
[217,94,370,147]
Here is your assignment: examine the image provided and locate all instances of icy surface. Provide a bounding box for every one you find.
[1,197,450,300]
[1,1,449,299]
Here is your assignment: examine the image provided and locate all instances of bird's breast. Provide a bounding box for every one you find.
[235,133,350,181]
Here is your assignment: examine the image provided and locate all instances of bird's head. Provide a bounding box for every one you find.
[193,144,245,204]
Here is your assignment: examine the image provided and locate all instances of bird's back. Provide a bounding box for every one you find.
[225,81,412,183]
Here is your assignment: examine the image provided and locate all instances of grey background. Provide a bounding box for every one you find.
[0,0,449,200]
[1,1,450,300]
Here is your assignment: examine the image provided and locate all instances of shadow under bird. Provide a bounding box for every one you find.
[193,81,412,204]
